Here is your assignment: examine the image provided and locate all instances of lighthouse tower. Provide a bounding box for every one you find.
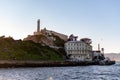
[37,19,40,32]
[34,19,41,35]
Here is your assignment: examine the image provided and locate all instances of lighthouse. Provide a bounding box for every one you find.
[34,19,41,35]
[37,19,40,32]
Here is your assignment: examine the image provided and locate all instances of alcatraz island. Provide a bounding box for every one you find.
[0,19,115,67]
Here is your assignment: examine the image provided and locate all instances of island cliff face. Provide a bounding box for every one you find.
[0,20,68,61]
[0,36,66,61]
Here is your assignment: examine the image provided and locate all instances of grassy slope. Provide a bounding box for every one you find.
[0,37,63,61]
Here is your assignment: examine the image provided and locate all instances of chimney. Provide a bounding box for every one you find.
[37,19,40,32]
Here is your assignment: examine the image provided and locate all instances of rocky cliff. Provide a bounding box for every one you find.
[0,36,65,60]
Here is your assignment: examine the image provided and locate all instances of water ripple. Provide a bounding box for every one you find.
[0,63,119,80]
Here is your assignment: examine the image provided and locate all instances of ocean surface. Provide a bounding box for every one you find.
[0,62,119,80]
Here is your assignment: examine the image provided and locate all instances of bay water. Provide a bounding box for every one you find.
[0,62,119,80]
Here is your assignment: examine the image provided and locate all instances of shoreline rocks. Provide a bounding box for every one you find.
[0,60,115,68]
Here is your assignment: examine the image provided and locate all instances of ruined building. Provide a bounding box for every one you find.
[24,19,68,47]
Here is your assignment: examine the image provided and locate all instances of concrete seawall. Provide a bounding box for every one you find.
[0,60,115,68]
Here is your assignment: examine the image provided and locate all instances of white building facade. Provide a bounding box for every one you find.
[65,41,93,61]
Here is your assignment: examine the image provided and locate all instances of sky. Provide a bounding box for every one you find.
[0,0,120,53]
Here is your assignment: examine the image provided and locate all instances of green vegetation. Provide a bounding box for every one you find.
[0,36,64,61]
[52,34,66,47]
